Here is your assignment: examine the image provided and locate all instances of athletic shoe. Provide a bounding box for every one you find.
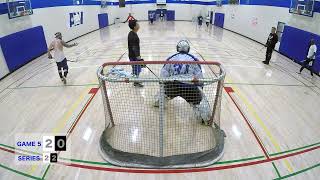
[133,82,143,87]
[262,61,269,65]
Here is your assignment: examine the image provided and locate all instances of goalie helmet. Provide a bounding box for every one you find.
[177,40,190,53]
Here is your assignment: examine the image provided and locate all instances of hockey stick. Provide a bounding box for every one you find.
[67,59,77,62]
[145,65,161,80]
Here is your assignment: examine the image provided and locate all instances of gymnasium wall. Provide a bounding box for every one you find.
[209,1,320,49]
[0,0,208,79]
[0,0,320,79]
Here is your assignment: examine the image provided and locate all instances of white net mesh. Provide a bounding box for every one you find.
[97,61,226,168]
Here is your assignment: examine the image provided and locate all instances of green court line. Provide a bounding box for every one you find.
[273,162,320,180]
[0,143,265,167]
[59,158,112,166]
[270,142,320,157]
[60,156,265,166]
[214,156,265,165]
[7,83,99,90]
[0,143,42,156]
[272,162,281,178]
[41,164,51,180]
[1,141,320,168]
[0,163,42,180]
[1,142,319,179]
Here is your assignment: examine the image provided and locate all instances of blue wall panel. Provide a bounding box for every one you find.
[0,26,48,72]
[98,13,109,28]
[148,10,156,21]
[214,13,225,28]
[279,25,320,73]
[167,10,175,21]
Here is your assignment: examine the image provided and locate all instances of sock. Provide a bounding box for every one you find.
[64,71,68,78]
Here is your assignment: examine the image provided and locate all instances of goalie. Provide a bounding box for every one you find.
[154,40,211,125]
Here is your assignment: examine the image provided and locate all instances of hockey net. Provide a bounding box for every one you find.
[97,61,226,168]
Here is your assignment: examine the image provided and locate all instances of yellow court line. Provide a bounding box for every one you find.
[27,87,91,175]
[226,77,294,173]
[52,87,91,134]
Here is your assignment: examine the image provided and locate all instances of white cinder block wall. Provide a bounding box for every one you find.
[209,4,320,49]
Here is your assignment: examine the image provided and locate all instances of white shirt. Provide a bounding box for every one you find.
[205,16,210,23]
[52,38,66,62]
[307,44,317,59]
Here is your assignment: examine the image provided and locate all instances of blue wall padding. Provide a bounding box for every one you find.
[0,26,47,72]
[98,13,109,28]
[155,9,167,15]
[148,10,156,21]
[214,13,224,28]
[166,10,175,21]
[279,25,320,73]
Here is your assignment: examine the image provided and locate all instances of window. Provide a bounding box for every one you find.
[276,22,286,42]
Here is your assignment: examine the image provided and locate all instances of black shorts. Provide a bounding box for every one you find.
[56,58,68,70]
[164,81,202,105]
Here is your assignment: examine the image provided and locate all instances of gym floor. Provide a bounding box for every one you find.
[0,21,319,180]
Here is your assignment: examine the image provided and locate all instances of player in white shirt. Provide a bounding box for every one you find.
[154,40,211,125]
[47,32,78,84]
[299,39,317,76]
[205,15,210,27]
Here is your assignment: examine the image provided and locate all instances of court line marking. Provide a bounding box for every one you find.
[223,65,263,68]
[7,84,99,90]
[1,140,319,174]
[40,52,125,178]
[273,162,320,180]
[0,163,41,180]
[56,145,320,173]
[230,84,294,172]
[2,141,320,168]
[224,82,315,88]
[272,162,282,178]
[41,87,99,179]
[188,32,297,172]
[27,87,91,175]
[224,87,269,158]
[186,32,295,172]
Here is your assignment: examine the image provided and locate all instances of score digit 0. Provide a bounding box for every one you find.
[43,136,66,152]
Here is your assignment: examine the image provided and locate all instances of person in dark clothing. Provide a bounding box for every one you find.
[197,15,203,28]
[128,20,144,87]
[149,12,154,24]
[262,27,278,65]
[299,39,317,76]
[160,10,164,21]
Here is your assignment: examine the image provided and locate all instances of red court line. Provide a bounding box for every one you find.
[57,145,320,174]
[0,147,15,154]
[67,87,99,137]
[0,131,319,174]
[224,87,270,159]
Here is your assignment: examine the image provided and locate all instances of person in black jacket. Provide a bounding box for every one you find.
[128,20,144,87]
[263,27,278,65]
